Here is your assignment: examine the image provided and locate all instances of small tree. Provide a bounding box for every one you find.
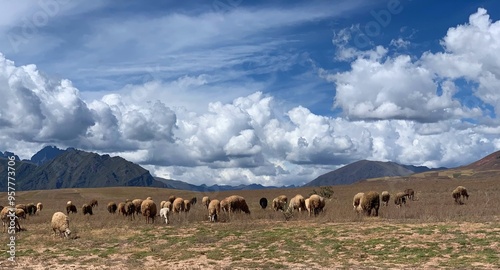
[309,186,334,199]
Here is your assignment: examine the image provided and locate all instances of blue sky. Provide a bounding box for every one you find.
[1,0,500,186]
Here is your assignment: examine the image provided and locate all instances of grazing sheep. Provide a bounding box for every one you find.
[26,203,37,215]
[107,202,117,214]
[141,199,157,224]
[15,204,27,214]
[89,199,98,208]
[305,198,311,214]
[124,201,136,220]
[1,207,22,233]
[36,202,43,213]
[189,197,197,206]
[168,195,177,204]
[381,191,390,207]
[308,194,326,216]
[220,198,230,213]
[288,194,306,213]
[452,186,469,205]
[164,201,172,211]
[202,196,211,209]
[82,204,93,215]
[404,189,415,201]
[15,208,26,220]
[160,201,167,209]
[51,212,71,239]
[159,207,170,224]
[272,195,288,212]
[132,199,143,215]
[259,198,268,209]
[66,202,77,214]
[353,192,364,211]
[357,191,380,216]
[226,195,251,214]
[172,198,185,213]
[394,192,407,207]
[183,200,191,212]
[208,199,221,222]
[118,202,126,216]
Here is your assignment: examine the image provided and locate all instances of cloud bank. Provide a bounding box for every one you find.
[1,7,500,186]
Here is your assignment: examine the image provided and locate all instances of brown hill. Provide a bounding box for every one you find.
[462,150,500,171]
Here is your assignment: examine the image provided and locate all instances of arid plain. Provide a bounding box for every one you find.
[1,172,499,269]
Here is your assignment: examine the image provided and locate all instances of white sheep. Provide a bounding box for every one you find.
[208,199,221,222]
[51,212,71,239]
[353,192,364,211]
[36,202,43,213]
[159,207,170,224]
[381,191,390,206]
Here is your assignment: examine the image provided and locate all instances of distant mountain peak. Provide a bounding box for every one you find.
[304,160,443,187]
[30,145,66,165]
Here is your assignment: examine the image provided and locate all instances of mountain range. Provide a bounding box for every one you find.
[304,160,446,187]
[1,146,498,192]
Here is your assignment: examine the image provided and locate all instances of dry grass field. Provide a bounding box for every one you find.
[1,175,499,269]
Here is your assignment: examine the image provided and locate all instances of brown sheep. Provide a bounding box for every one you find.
[26,203,37,215]
[89,199,99,208]
[208,199,221,222]
[189,197,197,206]
[272,195,288,211]
[172,198,185,213]
[124,201,136,220]
[1,207,22,233]
[66,203,77,214]
[168,195,177,204]
[183,200,191,212]
[107,202,117,214]
[357,191,380,216]
[353,192,364,211]
[452,186,469,205]
[220,198,230,213]
[226,195,251,214]
[15,204,27,214]
[141,199,157,224]
[404,189,415,201]
[164,201,172,211]
[118,202,126,216]
[308,194,325,216]
[394,192,407,207]
[15,208,26,220]
[202,196,211,209]
[381,191,390,206]
[132,199,143,215]
[288,194,306,213]
[82,204,93,215]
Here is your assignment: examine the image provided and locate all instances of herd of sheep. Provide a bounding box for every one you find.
[0,185,470,239]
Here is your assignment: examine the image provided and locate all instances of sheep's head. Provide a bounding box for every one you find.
[64,228,72,238]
